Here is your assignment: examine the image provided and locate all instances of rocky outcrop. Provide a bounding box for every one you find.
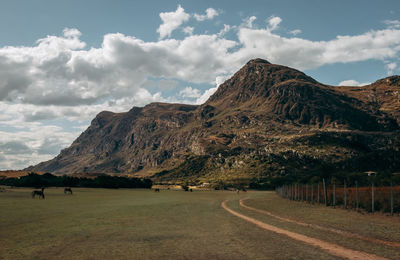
[27,59,400,184]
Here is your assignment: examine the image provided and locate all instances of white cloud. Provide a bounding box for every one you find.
[267,16,282,31]
[215,75,230,86]
[195,86,218,105]
[218,24,234,37]
[236,27,400,70]
[244,16,257,28]
[131,88,165,106]
[0,15,399,109]
[386,62,397,74]
[3,15,399,110]
[157,5,190,39]
[63,28,82,38]
[179,86,201,98]
[194,8,219,21]
[0,16,399,114]
[194,75,228,105]
[0,121,81,170]
[384,20,400,29]
[182,26,194,35]
[338,80,370,86]
[289,29,302,36]
[2,9,400,169]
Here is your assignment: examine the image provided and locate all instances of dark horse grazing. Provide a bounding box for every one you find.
[154,188,160,192]
[64,187,73,195]
[32,187,45,199]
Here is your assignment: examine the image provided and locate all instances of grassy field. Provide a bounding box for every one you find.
[1,187,399,259]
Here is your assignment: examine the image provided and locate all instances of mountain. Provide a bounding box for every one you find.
[27,59,400,186]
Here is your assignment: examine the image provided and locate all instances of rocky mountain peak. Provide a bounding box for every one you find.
[26,59,400,181]
[207,58,318,107]
[246,58,271,65]
[373,75,400,87]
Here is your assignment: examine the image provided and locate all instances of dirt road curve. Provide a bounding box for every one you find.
[239,199,400,249]
[221,200,387,260]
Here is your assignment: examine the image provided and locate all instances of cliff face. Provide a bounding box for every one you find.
[27,59,400,184]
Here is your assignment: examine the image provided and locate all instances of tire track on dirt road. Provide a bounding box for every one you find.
[221,200,387,260]
[240,199,400,249]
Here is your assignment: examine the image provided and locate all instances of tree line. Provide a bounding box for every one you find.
[259,170,400,189]
[0,173,152,189]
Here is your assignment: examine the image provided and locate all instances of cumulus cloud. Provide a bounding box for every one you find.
[244,16,257,28]
[0,121,80,170]
[195,86,218,105]
[267,16,282,31]
[194,8,219,21]
[0,141,31,155]
[179,86,201,98]
[3,15,399,111]
[235,26,400,70]
[24,110,58,122]
[182,26,194,35]
[338,80,370,86]
[63,28,82,38]
[384,20,400,29]
[289,29,302,35]
[2,8,400,169]
[157,5,190,39]
[194,75,229,105]
[0,56,32,100]
[218,24,234,37]
[386,62,397,74]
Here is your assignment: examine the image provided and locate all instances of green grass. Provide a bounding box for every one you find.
[241,193,400,259]
[1,188,398,259]
[1,187,339,260]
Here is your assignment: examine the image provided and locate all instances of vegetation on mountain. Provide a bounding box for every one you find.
[26,59,400,187]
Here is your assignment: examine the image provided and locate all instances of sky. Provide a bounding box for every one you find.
[0,0,400,170]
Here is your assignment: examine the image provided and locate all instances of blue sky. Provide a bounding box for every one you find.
[0,0,399,170]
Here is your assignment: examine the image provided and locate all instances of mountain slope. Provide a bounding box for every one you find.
[27,59,400,185]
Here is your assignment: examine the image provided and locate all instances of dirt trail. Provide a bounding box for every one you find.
[222,200,387,260]
[240,199,400,249]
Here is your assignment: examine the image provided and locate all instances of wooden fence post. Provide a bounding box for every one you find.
[292,184,294,200]
[317,182,320,204]
[344,180,347,209]
[300,184,302,201]
[333,181,336,208]
[356,181,359,211]
[311,184,314,204]
[293,184,295,200]
[323,178,328,206]
[391,181,394,216]
[371,182,375,213]
[306,184,308,202]
[287,185,289,198]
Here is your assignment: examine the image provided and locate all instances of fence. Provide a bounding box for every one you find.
[275,180,400,215]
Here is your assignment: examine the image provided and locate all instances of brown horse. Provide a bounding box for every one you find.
[154,188,160,192]
[64,187,73,195]
[32,187,45,199]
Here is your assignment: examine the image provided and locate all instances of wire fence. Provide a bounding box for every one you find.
[275,180,400,215]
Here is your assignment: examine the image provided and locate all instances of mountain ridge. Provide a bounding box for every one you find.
[26,59,400,186]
